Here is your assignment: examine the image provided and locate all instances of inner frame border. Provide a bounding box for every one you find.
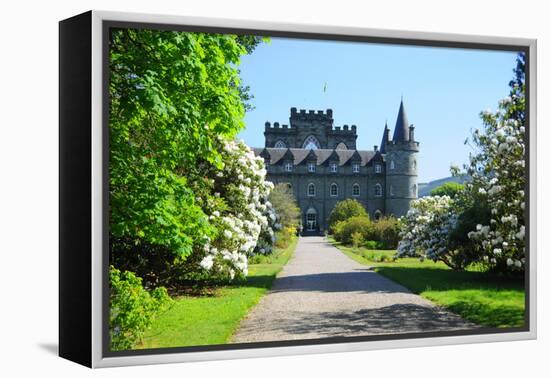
[91,10,537,368]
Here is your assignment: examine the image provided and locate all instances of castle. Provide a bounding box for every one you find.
[253,100,419,234]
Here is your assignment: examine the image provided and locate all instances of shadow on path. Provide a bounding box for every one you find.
[235,303,476,340]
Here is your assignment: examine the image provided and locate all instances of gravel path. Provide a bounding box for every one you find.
[231,236,476,343]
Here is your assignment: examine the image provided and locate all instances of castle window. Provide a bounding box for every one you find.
[375,164,382,173]
[390,160,395,170]
[374,210,382,221]
[285,162,293,172]
[307,183,316,197]
[330,183,338,197]
[390,185,394,197]
[274,140,287,148]
[336,142,348,150]
[308,163,316,173]
[302,135,321,150]
[330,163,338,173]
[352,164,360,173]
[412,184,417,197]
[352,183,360,196]
[413,160,417,170]
[374,183,382,197]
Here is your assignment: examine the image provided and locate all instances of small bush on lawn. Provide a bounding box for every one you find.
[333,216,374,245]
[327,199,368,233]
[364,240,381,250]
[351,232,364,248]
[333,215,400,249]
[372,216,401,249]
[109,266,172,351]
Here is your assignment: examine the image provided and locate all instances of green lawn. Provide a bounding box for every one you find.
[138,237,298,349]
[329,239,525,328]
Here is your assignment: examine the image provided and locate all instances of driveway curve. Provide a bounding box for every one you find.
[231,236,476,343]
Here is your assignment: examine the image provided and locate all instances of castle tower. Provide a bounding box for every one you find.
[384,99,419,217]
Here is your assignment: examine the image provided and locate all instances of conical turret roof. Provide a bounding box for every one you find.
[380,121,389,153]
[392,99,410,142]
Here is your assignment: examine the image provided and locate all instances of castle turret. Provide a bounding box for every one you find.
[380,121,390,153]
[384,99,419,217]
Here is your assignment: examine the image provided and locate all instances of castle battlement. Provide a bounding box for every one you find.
[330,124,357,134]
[265,121,294,131]
[290,107,333,121]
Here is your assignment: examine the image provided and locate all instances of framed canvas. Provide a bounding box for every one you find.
[59,10,537,368]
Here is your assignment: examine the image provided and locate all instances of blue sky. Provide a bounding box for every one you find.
[237,37,518,183]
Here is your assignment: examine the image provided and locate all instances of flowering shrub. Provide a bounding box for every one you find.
[109,266,172,351]
[195,138,275,280]
[462,53,526,272]
[397,196,470,269]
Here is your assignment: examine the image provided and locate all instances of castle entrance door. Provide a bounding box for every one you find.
[306,208,317,231]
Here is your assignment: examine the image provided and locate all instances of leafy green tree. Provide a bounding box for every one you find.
[109,28,264,259]
[269,184,301,229]
[430,182,464,198]
[327,199,367,233]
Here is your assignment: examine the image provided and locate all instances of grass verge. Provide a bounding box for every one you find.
[329,238,525,328]
[138,237,298,349]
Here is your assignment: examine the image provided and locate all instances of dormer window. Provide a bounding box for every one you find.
[352,164,360,173]
[308,163,316,173]
[330,163,338,173]
[375,164,382,173]
[285,162,293,172]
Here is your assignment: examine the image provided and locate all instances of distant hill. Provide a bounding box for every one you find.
[418,175,470,197]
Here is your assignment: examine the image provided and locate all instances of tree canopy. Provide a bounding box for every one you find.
[430,182,464,198]
[109,29,265,258]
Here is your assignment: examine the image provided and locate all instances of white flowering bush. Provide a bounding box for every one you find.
[397,196,467,269]
[196,138,275,280]
[462,53,526,272]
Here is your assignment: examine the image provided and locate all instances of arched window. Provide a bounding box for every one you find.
[330,183,338,197]
[352,183,360,196]
[374,210,382,221]
[307,183,316,197]
[274,140,286,148]
[302,135,321,150]
[390,184,394,197]
[374,183,382,197]
[335,142,348,150]
[390,160,395,170]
